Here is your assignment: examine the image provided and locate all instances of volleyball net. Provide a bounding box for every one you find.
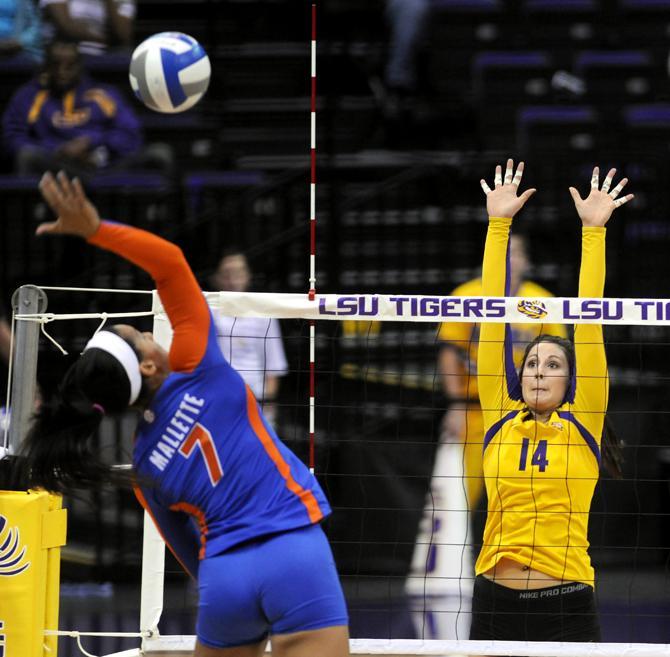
[5,286,670,656]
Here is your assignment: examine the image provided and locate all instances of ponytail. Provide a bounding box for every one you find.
[17,342,137,492]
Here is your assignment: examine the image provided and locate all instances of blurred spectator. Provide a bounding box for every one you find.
[370,0,431,117]
[2,39,171,176]
[367,0,433,146]
[0,0,42,63]
[39,0,134,56]
[385,0,430,97]
[211,251,288,426]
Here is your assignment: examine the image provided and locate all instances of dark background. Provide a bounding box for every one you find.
[3,0,670,653]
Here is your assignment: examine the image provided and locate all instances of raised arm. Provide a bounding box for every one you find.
[37,172,209,372]
[568,167,633,440]
[478,160,536,427]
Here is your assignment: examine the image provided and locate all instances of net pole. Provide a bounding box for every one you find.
[138,296,171,647]
[6,285,47,453]
[139,511,166,645]
[308,2,317,473]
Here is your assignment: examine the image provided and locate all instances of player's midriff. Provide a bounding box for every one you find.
[482,557,565,590]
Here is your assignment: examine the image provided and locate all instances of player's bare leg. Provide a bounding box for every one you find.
[194,637,266,657]
[270,625,350,657]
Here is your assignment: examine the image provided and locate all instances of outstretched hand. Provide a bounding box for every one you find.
[569,167,634,228]
[480,159,536,219]
[37,171,101,238]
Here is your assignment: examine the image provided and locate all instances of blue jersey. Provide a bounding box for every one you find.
[89,222,330,578]
[133,310,330,564]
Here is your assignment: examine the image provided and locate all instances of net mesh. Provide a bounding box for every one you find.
[147,290,670,654]
[7,288,670,656]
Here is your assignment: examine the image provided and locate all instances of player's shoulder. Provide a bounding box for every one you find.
[519,280,555,298]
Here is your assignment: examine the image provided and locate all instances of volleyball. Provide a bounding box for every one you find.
[129,32,211,114]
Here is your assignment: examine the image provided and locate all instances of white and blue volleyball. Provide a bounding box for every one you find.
[129,32,211,113]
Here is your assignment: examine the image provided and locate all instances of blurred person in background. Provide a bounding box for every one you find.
[2,39,172,176]
[0,0,42,63]
[384,0,430,104]
[39,0,134,56]
[211,251,288,427]
[369,0,431,144]
[2,38,140,174]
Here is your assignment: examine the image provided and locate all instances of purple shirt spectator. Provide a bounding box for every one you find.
[2,39,142,174]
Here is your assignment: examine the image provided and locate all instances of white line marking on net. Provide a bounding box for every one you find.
[15,311,155,322]
[35,286,152,294]
[132,636,670,656]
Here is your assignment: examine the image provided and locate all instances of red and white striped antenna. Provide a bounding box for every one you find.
[308,2,317,473]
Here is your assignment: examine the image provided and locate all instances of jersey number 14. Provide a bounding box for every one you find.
[518,438,549,472]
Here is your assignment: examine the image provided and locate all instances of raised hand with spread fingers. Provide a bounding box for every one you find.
[480,158,537,219]
[569,167,634,228]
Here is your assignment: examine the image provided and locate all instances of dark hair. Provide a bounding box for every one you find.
[519,334,624,479]
[15,329,142,493]
[45,38,80,60]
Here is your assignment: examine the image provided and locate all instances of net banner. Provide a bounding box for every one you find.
[150,292,670,326]
[0,491,66,657]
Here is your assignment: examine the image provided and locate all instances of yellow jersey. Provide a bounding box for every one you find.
[476,218,608,586]
[437,279,566,402]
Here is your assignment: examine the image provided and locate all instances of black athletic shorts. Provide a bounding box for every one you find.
[469,574,601,642]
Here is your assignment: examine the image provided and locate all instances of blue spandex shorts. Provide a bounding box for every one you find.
[196,523,349,648]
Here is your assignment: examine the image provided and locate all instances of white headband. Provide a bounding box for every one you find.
[84,330,142,405]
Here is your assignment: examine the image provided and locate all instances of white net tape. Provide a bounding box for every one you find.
[99,637,670,657]
[16,290,670,327]
[191,291,670,325]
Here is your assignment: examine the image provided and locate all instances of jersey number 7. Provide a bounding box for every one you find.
[179,423,224,486]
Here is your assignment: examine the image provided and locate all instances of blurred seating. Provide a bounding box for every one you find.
[522,0,601,55]
[623,103,670,156]
[181,169,307,291]
[517,104,598,146]
[472,51,554,149]
[433,0,501,11]
[525,0,598,9]
[617,0,670,50]
[619,0,670,8]
[575,50,657,105]
[0,173,176,297]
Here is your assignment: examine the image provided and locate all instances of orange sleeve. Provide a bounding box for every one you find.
[88,221,209,372]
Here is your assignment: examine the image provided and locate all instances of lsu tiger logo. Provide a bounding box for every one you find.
[517,299,548,320]
[0,515,30,576]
